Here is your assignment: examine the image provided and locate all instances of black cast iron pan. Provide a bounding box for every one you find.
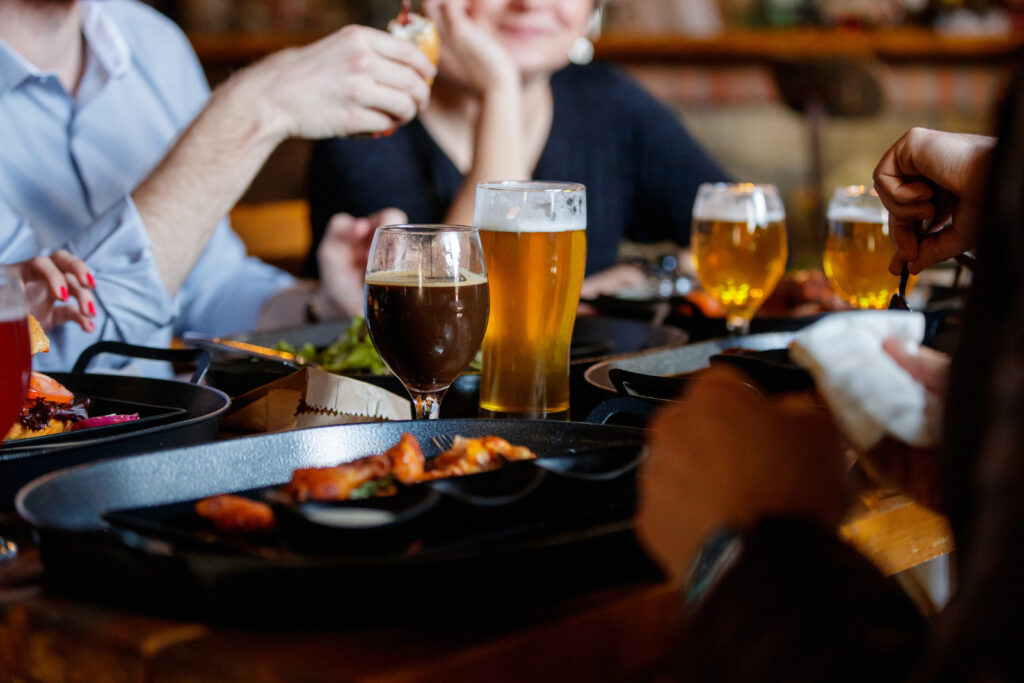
[17,416,657,623]
[204,316,688,406]
[0,342,230,506]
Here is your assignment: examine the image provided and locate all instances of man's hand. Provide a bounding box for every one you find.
[317,207,408,318]
[873,127,995,275]
[636,367,846,585]
[257,25,436,140]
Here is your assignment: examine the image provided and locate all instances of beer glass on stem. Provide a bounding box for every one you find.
[0,265,30,560]
[823,186,916,309]
[363,225,489,420]
[474,181,587,420]
[691,183,788,336]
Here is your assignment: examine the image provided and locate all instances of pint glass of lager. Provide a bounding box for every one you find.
[474,181,586,419]
[691,183,788,336]
[823,186,916,309]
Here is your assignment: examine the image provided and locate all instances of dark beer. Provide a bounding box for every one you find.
[364,271,489,393]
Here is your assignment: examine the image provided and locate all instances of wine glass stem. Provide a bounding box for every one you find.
[726,314,751,337]
[412,391,445,420]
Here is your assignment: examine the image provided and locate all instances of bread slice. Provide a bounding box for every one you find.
[28,314,49,355]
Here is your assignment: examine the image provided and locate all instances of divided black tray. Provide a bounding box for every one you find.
[18,419,659,623]
[1,395,186,452]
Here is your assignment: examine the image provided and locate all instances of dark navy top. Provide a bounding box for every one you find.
[306,62,730,277]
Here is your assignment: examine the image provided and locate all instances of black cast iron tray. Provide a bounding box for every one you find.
[17,417,657,623]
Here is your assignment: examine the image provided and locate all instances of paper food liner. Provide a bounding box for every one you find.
[221,366,411,434]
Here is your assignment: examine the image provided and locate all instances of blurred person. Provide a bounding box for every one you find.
[0,0,435,374]
[306,0,729,300]
[636,66,1024,681]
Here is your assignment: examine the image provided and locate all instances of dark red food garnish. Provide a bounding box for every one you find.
[69,413,139,431]
[20,397,90,432]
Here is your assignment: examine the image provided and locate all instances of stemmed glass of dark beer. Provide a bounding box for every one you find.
[363,225,489,420]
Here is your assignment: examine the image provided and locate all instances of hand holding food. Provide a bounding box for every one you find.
[253,24,435,140]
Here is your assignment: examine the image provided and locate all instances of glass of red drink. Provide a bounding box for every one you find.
[0,265,30,442]
[364,225,489,419]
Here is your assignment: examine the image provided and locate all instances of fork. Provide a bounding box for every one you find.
[889,188,954,311]
[430,434,455,453]
[888,264,911,310]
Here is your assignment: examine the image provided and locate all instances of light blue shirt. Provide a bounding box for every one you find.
[0,0,294,376]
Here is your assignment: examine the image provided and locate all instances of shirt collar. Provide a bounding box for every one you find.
[0,1,131,96]
[81,1,132,81]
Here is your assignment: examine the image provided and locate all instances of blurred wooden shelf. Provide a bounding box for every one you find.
[595,28,1024,64]
[188,28,1024,68]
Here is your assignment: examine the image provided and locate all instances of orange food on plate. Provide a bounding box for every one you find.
[195,433,539,533]
[4,315,89,441]
[26,371,74,404]
[195,495,276,534]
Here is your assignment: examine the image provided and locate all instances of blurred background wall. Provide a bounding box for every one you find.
[145,0,1023,270]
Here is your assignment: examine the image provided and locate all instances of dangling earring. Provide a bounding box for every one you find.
[568,6,602,65]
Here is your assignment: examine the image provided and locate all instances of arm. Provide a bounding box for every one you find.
[636,368,926,681]
[422,0,526,226]
[872,128,996,275]
[134,25,436,295]
[636,367,847,585]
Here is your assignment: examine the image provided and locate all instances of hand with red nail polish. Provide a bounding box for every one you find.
[17,251,99,334]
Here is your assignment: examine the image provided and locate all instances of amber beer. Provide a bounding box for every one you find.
[823,186,914,309]
[823,216,904,309]
[691,184,788,334]
[475,181,586,419]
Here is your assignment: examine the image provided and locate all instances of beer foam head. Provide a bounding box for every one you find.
[826,206,889,223]
[692,183,785,223]
[474,181,586,233]
[827,185,888,223]
[365,269,487,287]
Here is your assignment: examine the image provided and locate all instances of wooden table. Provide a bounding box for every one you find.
[0,487,951,683]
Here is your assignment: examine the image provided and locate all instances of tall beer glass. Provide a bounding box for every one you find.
[823,186,916,309]
[691,183,788,336]
[475,181,586,419]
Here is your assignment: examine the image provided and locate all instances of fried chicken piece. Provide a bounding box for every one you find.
[480,435,537,462]
[284,453,392,502]
[421,435,536,480]
[195,494,276,534]
[386,432,426,484]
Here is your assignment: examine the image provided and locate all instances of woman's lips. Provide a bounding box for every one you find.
[499,24,552,39]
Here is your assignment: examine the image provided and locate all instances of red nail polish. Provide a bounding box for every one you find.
[88,301,96,316]
[86,272,96,288]
[87,319,96,332]
[60,286,68,301]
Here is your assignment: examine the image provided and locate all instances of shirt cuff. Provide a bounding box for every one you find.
[62,196,177,361]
